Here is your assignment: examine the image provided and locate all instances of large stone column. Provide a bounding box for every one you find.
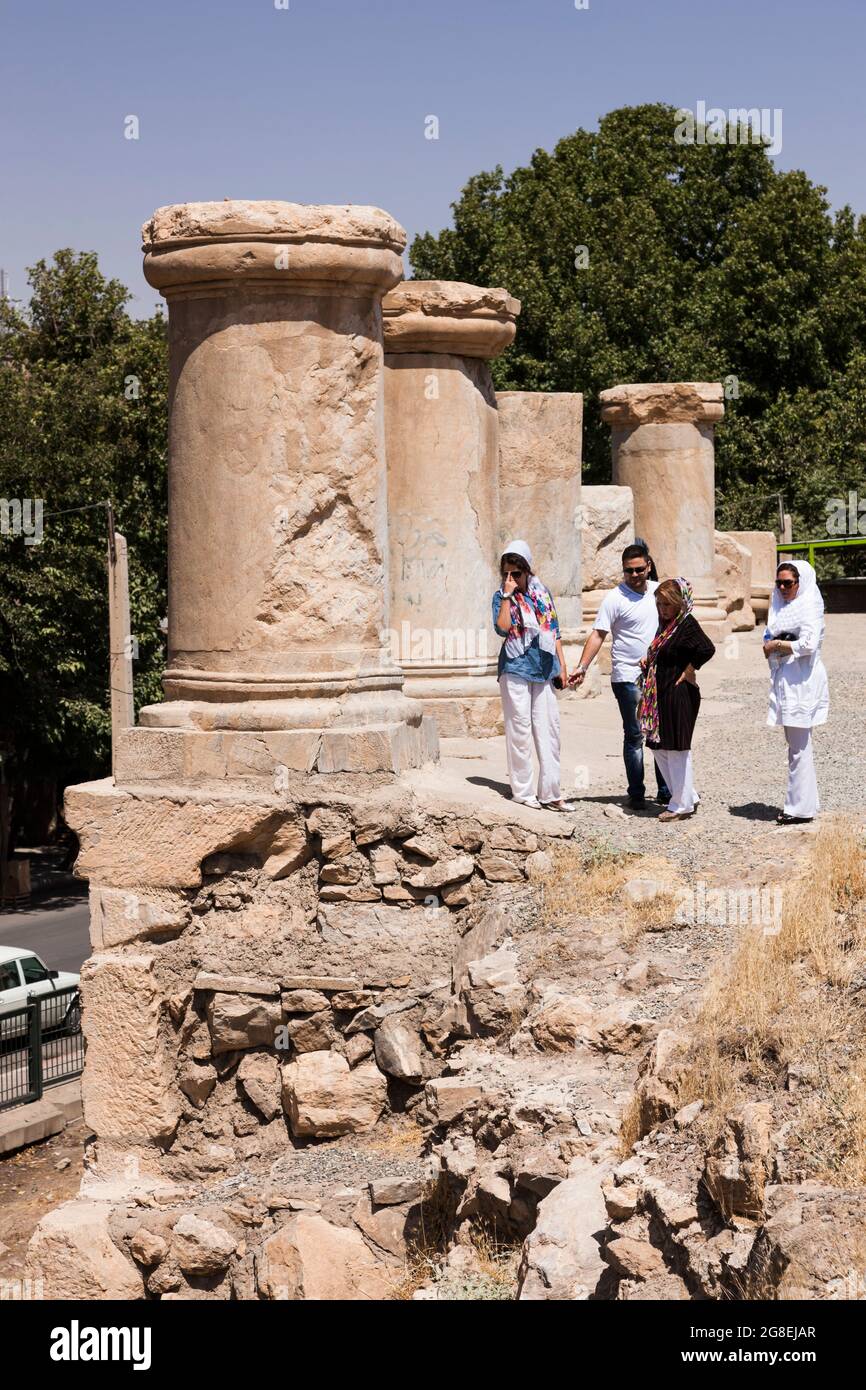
[382,281,519,737]
[497,392,583,655]
[124,201,437,779]
[600,382,728,637]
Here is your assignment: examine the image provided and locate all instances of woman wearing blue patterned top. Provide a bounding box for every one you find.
[492,540,575,812]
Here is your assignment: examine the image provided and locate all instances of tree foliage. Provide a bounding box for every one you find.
[411,103,866,548]
[0,250,168,796]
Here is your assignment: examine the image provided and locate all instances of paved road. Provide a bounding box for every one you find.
[0,889,90,974]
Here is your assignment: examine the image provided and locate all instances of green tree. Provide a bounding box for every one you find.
[0,250,168,834]
[411,103,866,545]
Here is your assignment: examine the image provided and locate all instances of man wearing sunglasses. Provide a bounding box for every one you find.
[568,542,671,810]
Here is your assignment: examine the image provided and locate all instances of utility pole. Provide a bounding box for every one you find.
[106,503,135,778]
[40,498,137,782]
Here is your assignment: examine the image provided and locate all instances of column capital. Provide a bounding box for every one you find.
[600,382,725,428]
[383,280,520,358]
[142,200,406,298]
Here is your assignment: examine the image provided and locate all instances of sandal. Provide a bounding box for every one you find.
[542,799,578,813]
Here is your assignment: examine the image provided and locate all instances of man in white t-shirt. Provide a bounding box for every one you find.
[569,543,671,810]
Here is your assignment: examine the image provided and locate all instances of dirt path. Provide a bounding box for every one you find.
[0,1118,88,1286]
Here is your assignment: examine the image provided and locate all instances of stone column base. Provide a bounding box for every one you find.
[752,587,770,625]
[581,590,607,627]
[123,693,439,781]
[401,671,504,738]
[560,627,602,698]
[693,604,731,643]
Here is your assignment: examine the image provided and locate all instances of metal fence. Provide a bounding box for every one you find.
[0,986,83,1111]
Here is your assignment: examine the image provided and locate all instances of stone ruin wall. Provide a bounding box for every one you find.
[67,773,567,1189]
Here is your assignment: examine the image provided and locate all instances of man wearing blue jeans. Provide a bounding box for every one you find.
[568,543,671,810]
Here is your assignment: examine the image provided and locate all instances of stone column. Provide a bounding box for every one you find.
[714,531,756,631]
[497,392,583,655]
[126,201,436,779]
[382,281,519,737]
[730,530,777,624]
[579,484,635,626]
[600,382,728,637]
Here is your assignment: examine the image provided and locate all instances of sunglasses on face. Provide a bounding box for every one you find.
[623,564,648,576]
[776,578,797,589]
[504,569,525,579]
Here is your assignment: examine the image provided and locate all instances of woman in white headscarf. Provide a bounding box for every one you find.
[492,540,575,812]
[763,558,829,824]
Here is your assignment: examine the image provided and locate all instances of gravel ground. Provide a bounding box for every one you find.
[266,1141,431,1189]
[562,665,864,881]
[180,1131,433,1204]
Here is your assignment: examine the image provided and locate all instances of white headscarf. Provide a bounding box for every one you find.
[766,558,825,638]
[501,539,532,570]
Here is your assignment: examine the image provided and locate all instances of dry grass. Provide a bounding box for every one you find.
[533,837,685,978]
[622,887,684,941]
[390,1184,521,1301]
[538,838,680,927]
[672,819,866,1183]
[389,1173,456,1300]
[538,838,636,925]
[361,1121,426,1156]
[619,1093,643,1156]
[464,1227,522,1297]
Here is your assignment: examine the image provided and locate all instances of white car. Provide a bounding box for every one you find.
[0,946,81,1040]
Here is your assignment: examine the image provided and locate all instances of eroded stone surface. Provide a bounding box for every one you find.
[257,1210,393,1300]
[281,1052,387,1138]
[498,391,583,637]
[81,953,181,1145]
[27,1202,144,1300]
[715,530,756,631]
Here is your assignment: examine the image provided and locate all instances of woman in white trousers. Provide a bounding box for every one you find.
[763,559,829,825]
[492,540,575,812]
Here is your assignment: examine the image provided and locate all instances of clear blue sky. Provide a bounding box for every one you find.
[2,0,864,317]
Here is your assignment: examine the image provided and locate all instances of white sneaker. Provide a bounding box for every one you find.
[513,796,542,809]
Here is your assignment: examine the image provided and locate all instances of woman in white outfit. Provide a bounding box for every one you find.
[492,541,575,812]
[763,559,829,825]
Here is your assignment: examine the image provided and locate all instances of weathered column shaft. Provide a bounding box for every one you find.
[579,485,635,674]
[496,392,583,644]
[600,382,728,636]
[383,281,519,737]
[123,201,437,778]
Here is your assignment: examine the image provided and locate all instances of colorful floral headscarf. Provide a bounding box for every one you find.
[502,577,559,659]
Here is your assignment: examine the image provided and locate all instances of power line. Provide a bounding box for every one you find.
[40,500,111,520]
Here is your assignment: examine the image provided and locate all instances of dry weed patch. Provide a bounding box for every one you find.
[672,820,866,1183]
[538,838,680,929]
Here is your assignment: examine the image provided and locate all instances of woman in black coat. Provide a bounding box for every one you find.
[638,578,715,822]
